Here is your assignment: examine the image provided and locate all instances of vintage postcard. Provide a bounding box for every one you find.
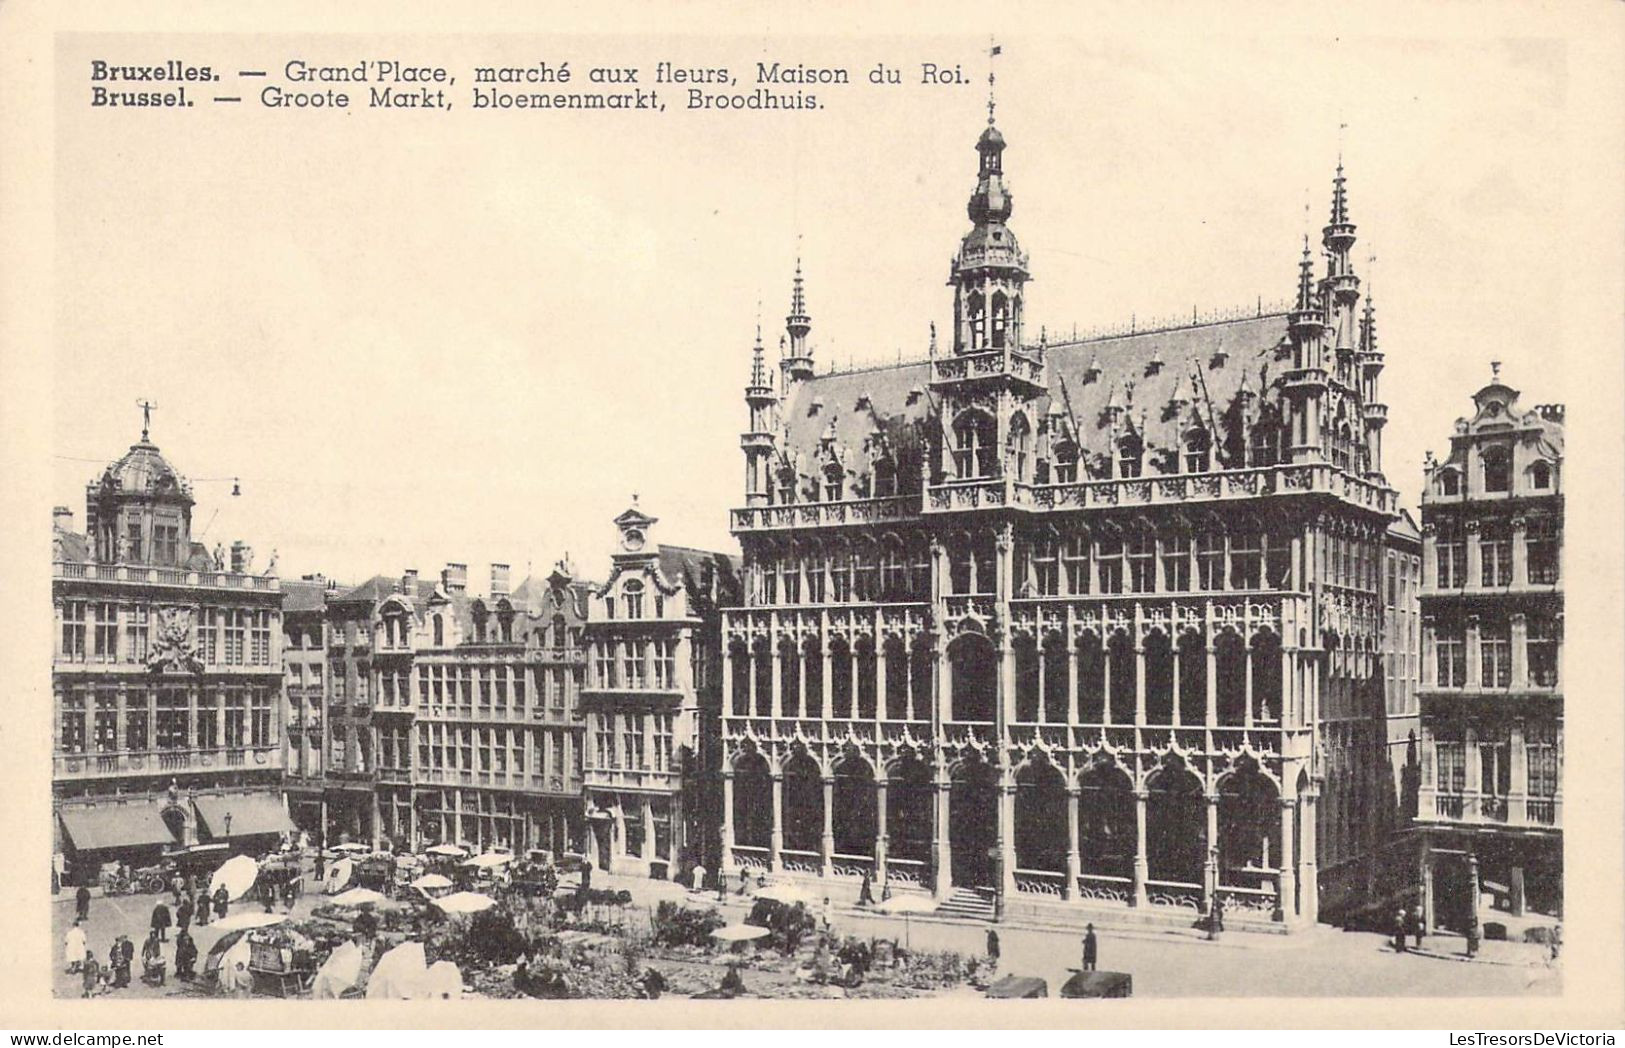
[1,0,1621,1032]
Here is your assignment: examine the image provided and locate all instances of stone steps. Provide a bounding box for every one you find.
[934,886,997,922]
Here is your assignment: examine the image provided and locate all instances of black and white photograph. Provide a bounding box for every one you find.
[3,0,1622,1033]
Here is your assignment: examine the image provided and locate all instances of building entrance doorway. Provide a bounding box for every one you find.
[950,760,998,888]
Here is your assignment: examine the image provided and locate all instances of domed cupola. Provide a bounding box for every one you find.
[85,404,195,566]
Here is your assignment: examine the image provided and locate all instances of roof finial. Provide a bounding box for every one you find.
[135,398,156,443]
[1491,360,1502,381]
[987,39,1001,125]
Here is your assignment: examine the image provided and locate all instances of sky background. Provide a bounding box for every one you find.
[53,29,1570,589]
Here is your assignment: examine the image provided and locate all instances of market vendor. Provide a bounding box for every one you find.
[174,930,198,981]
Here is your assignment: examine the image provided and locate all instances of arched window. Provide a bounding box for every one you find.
[623,579,644,619]
[1014,760,1067,872]
[433,614,444,647]
[1007,413,1032,483]
[1529,460,1553,491]
[832,754,877,857]
[1438,469,1461,497]
[551,614,567,649]
[949,633,996,723]
[953,411,997,479]
[1482,446,1511,494]
[1184,426,1211,473]
[967,291,987,350]
[1119,434,1143,479]
[991,291,1010,348]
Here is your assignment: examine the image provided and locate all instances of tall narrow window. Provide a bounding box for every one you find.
[1482,446,1511,494]
[1436,528,1467,588]
[1230,531,1262,590]
[1527,616,1559,687]
[1436,632,1466,687]
[1128,529,1156,594]
[1063,531,1091,594]
[1526,517,1560,584]
[1197,533,1225,591]
[953,412,997,479]
[1118,436,1143,479]
[1481,523,1512,587]
[824,466,844,503]
[623,580,644,620]
[1184,427,1211,473]
[1161,531,1191,592]
[1030,533,1059,596]
[1480,621,1511,688]
[1097,533,1124,594]
[61,600,87,662]
[1054,442,1079,484]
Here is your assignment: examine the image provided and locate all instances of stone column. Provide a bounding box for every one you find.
[768,771,784,871]
[1466,520,1483,589]
[770,636,784,720]
[1277,798,1297,922]
[1205,640,1218,728]
[1464,615,1482,689]
[821,777,835,878]
[721,770,735,871]
[721,636,734,714]
[934,778,953,898]
[999,778,1017,898]
[875,625,888,723]
[1510,613,1529,690]
[1131,788,1149,907]
[1242,645,1255,728]
[747,646,759,717]
[1511,516,1529,587]
[1203,793,1220,915]
[1065,787,1081,901]
[1509,719,1528,824]
[875,779,890,886]
[821,633,833,718]
[1300,789,1319,924]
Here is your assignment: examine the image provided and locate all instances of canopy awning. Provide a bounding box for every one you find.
[195,792,295,839]
[58,803,178,852]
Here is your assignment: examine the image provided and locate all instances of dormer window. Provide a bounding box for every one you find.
[1119,435,1143,479]
[873,456,897,498]
[623,579,645,619]
[1530,460,1553,491]
[1184,427,1211,474]
[824,465,844,503]
[1438,470,1461,497]
[777,470,797,505]
[1054,442,1078,484]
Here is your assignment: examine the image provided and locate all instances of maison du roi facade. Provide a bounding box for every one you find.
[52,423,294,885]
[1414,374,1563,928]
[718,110,1424,931]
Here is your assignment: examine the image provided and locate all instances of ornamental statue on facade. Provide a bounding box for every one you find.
[146,606,204,674]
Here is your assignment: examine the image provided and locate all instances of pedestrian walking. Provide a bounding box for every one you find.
[213,884,229,920]
[857,870,875,907]
[1082,923,1098,971]
[170,874,184,906]
[81,952,100,998]
[141,930,166,986]
[281,876,297,913]
[1410,904,1424,949]
[260,878,277,914]
[1392,908,1408,952]
[174,930,198,981]
[110,935,132,988]
[986,929,1001,966]
[64,919,87,974]
[184,873,196,899]
[75,884,91,922]
[195,892,209,927]
[151,900,172,942]
[176,894,193,932]
[1211,894,1226,938]
[737,867,749,896]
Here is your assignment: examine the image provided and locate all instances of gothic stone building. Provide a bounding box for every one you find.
[1416,372,1563,929]
[52,422,292,884]
[581,504,738,881]
[719,114,1407,928]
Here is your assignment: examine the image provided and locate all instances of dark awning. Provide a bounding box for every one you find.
[194,792,295,839]
[59,803,178,852]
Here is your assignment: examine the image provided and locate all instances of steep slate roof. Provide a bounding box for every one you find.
[658,544,741,605]
[54,527,89,563]
[281,579,330,613]
[778,312,1292,481]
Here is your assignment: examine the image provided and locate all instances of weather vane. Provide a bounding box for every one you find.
[987,39,1001,124]
[136,398,156,442]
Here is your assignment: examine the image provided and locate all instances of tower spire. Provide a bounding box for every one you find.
[781,258,815,386]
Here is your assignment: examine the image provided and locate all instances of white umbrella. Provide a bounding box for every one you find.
[711,924,772,943]
[874,893,938,949]
[331,887,391,908]
[434,891,496,915]
[419,959,464,999]
[461,852,512,869]
[209,854,259,902]
[366,941,427,999]
[212,910,289,931]
[425,844,467,858]
[215,935,254,994]
[410,873,453,891]
[311,940,364,1000]
[754,883,818,905]
[323,858,355,894]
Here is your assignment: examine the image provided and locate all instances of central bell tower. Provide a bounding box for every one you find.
[950,102,1031,355]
